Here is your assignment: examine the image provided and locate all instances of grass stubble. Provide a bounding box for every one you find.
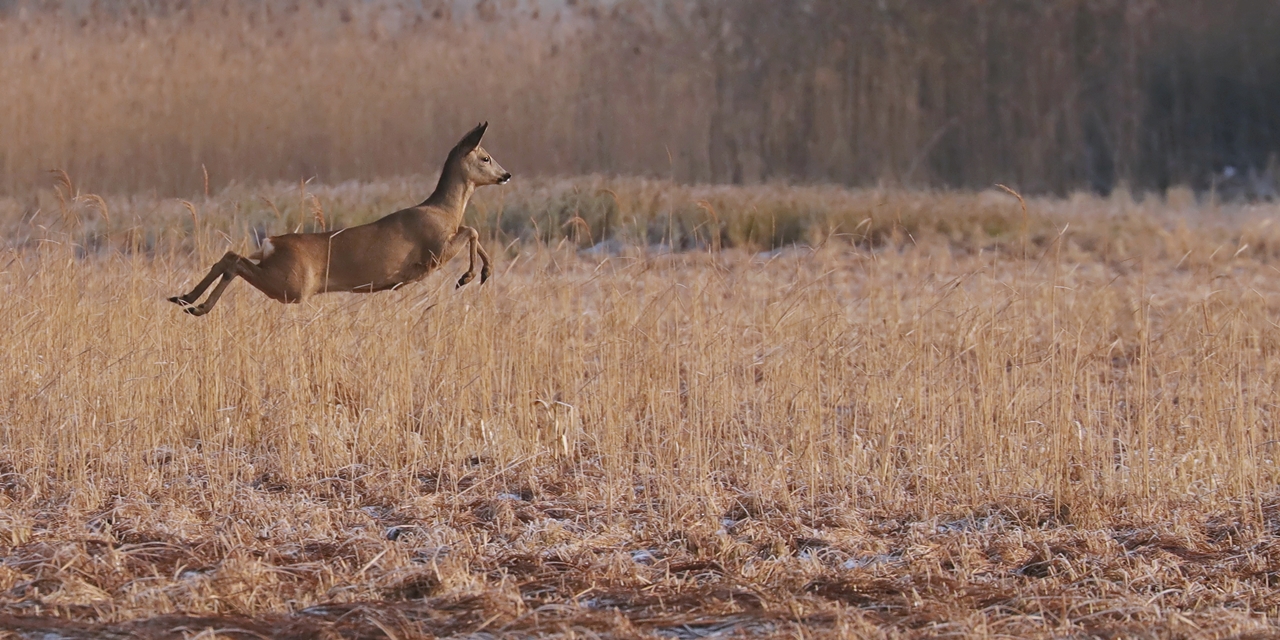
[0,179,1279,637]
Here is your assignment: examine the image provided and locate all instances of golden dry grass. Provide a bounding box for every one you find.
[0,179,1279,637]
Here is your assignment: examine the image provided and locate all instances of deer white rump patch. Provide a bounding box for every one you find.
[257,237,276,261]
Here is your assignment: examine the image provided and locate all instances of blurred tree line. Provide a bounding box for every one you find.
[610,0,1280,194]
[3,0,1278,195]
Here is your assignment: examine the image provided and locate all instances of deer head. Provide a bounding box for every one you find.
[448,122,511,187]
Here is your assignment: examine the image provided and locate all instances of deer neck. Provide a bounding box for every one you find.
[423,164,475,227]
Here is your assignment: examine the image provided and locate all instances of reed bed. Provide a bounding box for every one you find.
[0,179,1278,637]
[0,1,706,195]
[5,1,1280,196]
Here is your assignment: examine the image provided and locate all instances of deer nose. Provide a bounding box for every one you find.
[499,172,512,184]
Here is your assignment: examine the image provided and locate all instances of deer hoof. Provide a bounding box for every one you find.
[480,267,492,284]
[457,273,474,288]
[184,305,207,316]
[168,295,190,306]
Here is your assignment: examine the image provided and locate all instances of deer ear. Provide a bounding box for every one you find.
[456,121,488,155]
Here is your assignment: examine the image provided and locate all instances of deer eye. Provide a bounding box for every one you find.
[481,156,491,163]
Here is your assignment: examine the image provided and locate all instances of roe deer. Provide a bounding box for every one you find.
[169,122,510,316]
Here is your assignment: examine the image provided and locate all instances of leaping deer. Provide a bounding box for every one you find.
[169,122,510,316]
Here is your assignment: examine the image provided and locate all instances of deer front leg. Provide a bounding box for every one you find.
[477,237,492,284]
[453,226,490,288]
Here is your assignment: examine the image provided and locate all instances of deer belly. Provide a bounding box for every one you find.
[366,266,431,292]
[323,256,432,292]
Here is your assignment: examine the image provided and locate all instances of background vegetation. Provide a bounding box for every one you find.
[3,0,1280,195]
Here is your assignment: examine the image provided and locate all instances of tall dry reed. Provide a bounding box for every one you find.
[2,179,1279,521]
[4,1,1280,196]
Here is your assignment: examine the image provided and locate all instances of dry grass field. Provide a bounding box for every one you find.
[0,177,1278,638]
[4,2,1280,638]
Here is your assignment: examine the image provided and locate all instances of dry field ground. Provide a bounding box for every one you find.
[0,178,1278,638]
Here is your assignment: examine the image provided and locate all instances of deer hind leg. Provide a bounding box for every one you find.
[173,251,301,316]
[169,252,239,308]
[453,226,492,288]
